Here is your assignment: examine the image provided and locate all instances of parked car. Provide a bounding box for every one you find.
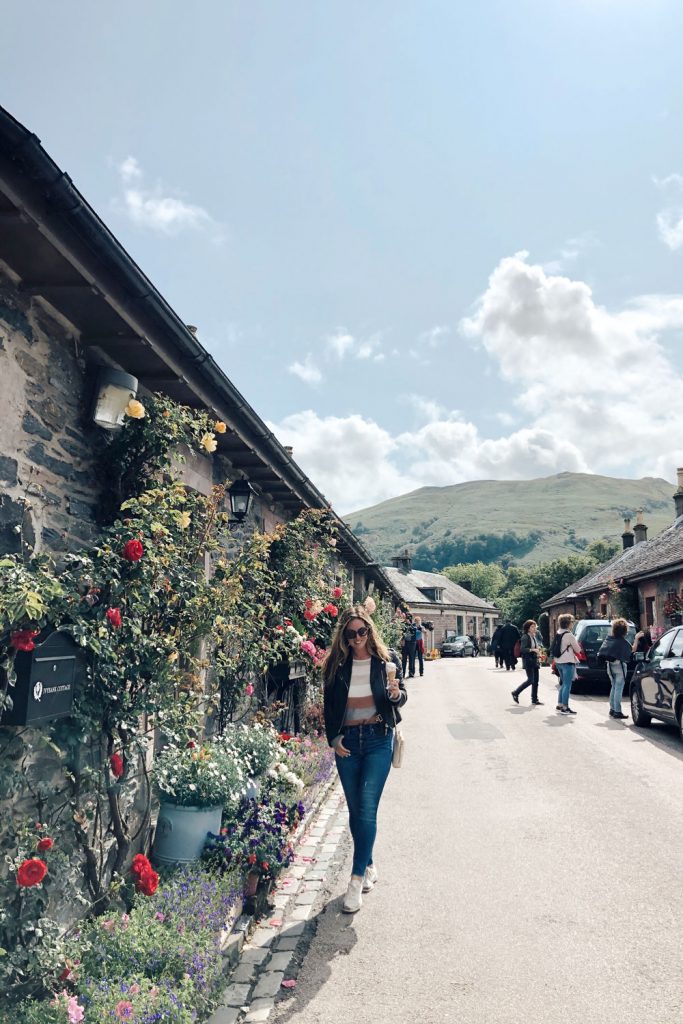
[571,619,637,688]
[441,635,476,658]
[630,626,683,739]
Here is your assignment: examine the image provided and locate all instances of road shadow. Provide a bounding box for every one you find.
[623,720,683,763]
[271,895,358,1021]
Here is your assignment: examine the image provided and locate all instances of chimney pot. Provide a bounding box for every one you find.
[633,509,648,544]
[677,467,683,489]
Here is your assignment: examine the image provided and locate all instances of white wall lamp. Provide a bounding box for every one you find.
[92,367,139,430]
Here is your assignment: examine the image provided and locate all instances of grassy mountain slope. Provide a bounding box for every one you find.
[345,472,677,570]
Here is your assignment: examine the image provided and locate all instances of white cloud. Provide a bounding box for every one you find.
[270,255,683,514]
[419,325,449,348]
[268,411,409,513]
[542,232,597,273]
[325,328,383,362]
[116,156,219,237]
[288,355,322,385]
[653,174,683,250]
[461,252,683,480]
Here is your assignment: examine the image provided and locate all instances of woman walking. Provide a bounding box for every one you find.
[597,617,632,720]
[554,613,582,715]
[511,619,543,705]
[323,605,407,913]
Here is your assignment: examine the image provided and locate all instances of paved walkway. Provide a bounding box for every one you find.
[209,787,349,1024]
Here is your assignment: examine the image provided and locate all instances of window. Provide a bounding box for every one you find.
[649,633,674,666]
[418,587,443,602]
[669,629,683,658]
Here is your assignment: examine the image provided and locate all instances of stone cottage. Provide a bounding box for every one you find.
[384,550,500,651]
[543,478,683,640]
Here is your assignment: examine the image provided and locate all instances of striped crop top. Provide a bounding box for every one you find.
[343,658,377,725]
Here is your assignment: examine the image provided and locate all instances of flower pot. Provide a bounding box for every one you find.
[244,870,260,897]
[153,802,223,866]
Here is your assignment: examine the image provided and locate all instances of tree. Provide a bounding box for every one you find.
[442,561,506,601]
[586,539,619,563]
[498,555,597,626]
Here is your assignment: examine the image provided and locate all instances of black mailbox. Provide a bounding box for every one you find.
[1,630,81,726]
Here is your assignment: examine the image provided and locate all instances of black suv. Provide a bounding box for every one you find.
[572,619,637,688]
[630,627,683,740]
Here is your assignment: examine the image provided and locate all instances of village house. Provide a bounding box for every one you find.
[543,477,683,640]
[384,550,500,651]
[0,103,400,606]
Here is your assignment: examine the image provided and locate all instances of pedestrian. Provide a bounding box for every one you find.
[597,617,632,720]
[499,619,521,671]
[553,613,582,715]
[413,615,426,677]
[511,619,543,705]
[490,623,504,667]
[401,616,418,678]
[323,605,407,913]
[469,634,480,657]
[632,627,652,659]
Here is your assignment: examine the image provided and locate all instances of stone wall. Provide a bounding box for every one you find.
[0,264,103,556]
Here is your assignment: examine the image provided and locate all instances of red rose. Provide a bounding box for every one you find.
[280,732,292,741]
[110,753,124,779]
[10,629,39,652]
[136,866,159,896]
[323,604,338,617]
[122,539,144,562]
[17,858,47,887]
[37,837,54,852]
[106,607,122,629]
[303,610,315,621]
[332,587,343,599]
[130,853,152,878]
[261,861,269,871]
[247,853,257,865]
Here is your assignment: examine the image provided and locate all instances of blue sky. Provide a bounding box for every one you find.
[5,0,683,512]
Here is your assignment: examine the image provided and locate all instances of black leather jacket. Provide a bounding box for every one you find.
[324,653,408,747]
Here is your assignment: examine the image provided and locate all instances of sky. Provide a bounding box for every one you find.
[4,0,683,514]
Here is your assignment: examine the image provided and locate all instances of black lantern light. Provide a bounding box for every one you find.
[227,478,254,525]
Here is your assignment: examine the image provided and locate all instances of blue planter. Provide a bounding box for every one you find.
[152,803,222,865]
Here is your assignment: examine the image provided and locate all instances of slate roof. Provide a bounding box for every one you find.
[383,566,499,612]
[543,516,683,608]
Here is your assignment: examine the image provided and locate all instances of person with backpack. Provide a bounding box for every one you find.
[552,613,582,715]
[401,616,418,678]
[499,619,521,671]
[597,617,632,720]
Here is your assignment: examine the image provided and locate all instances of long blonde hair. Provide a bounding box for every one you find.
[323,604,390,688]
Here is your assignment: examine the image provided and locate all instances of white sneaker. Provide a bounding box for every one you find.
[362,864,378,893]
[342,877,363,913]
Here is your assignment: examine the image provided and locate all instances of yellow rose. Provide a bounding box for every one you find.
[125,399,145,419]
[177,511,191,529]
[200,433,218,453]
[214,420,227,434]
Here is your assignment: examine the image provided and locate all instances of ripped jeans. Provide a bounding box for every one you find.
[335,722,393,877]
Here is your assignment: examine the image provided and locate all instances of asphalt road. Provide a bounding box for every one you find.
[272,656,683,1024]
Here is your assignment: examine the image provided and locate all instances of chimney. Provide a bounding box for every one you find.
[633,509,648,544]
[675,467,683,519]
[392,549,413,573]
[621,516,634,549]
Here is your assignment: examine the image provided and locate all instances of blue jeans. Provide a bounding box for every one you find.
[556,662,576,706]
[607,661,627,712]
[335,723,393,877]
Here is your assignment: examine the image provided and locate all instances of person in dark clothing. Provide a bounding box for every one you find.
[598,617,633,720]
[468,635,480,657]
[413,616,426,677]
[401,617,418,678]
[511,619,543,705]
[489,623,504,667]
[498,620,521,671]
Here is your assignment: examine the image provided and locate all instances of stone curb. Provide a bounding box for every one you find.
[207,775,347,1024]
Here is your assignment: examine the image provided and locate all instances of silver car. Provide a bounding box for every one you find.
[441,635,475,658]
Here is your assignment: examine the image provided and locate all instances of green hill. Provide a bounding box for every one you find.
[345,472,678,570]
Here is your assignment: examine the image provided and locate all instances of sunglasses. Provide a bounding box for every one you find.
[344,626,369,641]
